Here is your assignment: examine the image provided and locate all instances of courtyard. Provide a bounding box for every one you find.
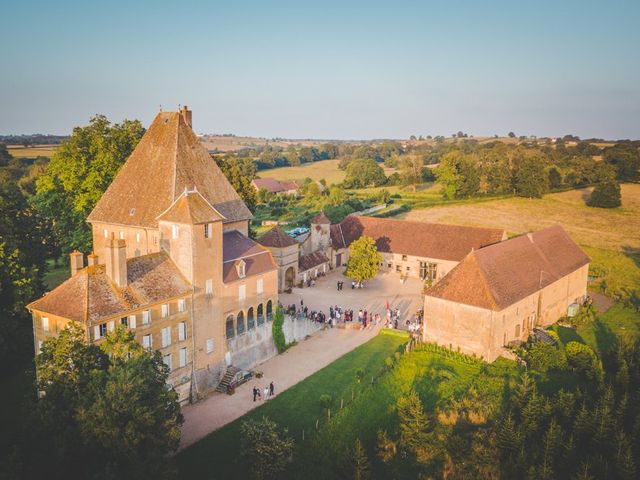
[280,269,425,325]
[179,270,424,449]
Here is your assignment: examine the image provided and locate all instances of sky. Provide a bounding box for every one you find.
[1,0,639,139]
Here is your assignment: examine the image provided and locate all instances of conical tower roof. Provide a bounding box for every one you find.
[88,110,251,228]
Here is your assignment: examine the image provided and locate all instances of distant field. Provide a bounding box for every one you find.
[200,135,328,153]
[7,144,57,158]
[258,159,346,185]
[399,184,640,299]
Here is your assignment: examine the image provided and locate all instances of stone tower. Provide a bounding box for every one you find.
[310,211,331,253]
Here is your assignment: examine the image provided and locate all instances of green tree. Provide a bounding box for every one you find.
[514,154,548,198]
[32,323,183,479]
[397,390,439,464]
[345,438,371,480]
[33,115,144,255]
[345,236,382,282]
[587,181,622,208]
[434,151,480,199]
[399,155,424,191]
[216,155,257,211]
[328,185,347,205]
[240,416,294,480]
[343,159,387,188]
[548,167,563,189]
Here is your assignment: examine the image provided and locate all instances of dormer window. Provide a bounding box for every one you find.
[236,260,246,279]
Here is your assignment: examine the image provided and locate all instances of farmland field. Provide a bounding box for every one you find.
[7,144,57,158]
[258,159,347,184]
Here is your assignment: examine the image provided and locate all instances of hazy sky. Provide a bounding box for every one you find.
[2,0,639,139]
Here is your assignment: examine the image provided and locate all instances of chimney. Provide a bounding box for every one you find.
[181,105,192,128]
[70,251,84,276]
[104,235,128,288]
[87,252,98,267]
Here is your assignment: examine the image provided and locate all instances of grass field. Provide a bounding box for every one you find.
[257,159,347,184]
[7,145,57,158]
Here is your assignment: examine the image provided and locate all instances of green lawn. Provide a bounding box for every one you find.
[176,331,523,479]
[43,259,69,290]
[176,330,410,478]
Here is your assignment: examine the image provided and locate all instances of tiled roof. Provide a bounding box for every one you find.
[257,226,298,248]
[299,251,329,272]
[311,212,331,225]
[426,226,590,311]
[88,111,251,228]
[157,190,225,225]
[333,216,506,261]
[223,230,277,283]
[252,178,299,194]
[27,252,192,323]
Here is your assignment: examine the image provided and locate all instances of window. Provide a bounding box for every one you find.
[119,231,124,240]
[163,354,172,371]
[239,284,246,301]
[226,315,235,339]
[236,260,246,279]
[387,263,392,268]
[402,255,408,261]
[136,233,141,243]
[515,324,521,338]
[205,279,213,295]
[257,304,264,326]
[38,340,43,353]
[406,266,410,271]
[161,327,171,347]
[237,311,245,335]
[142,334,152,349]
[103,229,108,238]
[42,317,49,332]
[204,223,211,239]
[161,303,169,318]
[178,321,187,341]
[108,320,115,332]
[120,316,128,327]
[179,347,188,368]
[142,310,151,325]
[129,314,136,329]
[172,224,179,239]
[153,236,158,246]
[257,279,264,295]
[178,298,186,312]
[206,338,214,354]
[395,265,401,272]
[247,307,255,330]
[95,323,108,339]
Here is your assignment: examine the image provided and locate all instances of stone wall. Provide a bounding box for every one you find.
[226,315,322,371]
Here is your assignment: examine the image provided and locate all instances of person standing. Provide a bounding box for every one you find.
[270,381,275,397]
[263,386,269,401]
[253,386,258,402]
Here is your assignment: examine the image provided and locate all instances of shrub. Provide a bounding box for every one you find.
[355,368,365,383]
[587,181,622,208]
[525,342,567,372]
[319,394,332,409]
[272,306,287,353]
[565,341,602,380]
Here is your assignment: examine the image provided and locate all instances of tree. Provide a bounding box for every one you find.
[343,159,387,188]
[33,115,144,255]
[345,438,371,480]
[240,416,294,480]
[548,167,563,189]
[397,389,439,464]
[514,154,548,198]
[587,181,621,208]
[508,132,516,138]
[434,151,480,199]
[400,155,424,191]
[216,155,257,212]
[328,185,346,205]
[345,236,382,282]
[31,324,183,479]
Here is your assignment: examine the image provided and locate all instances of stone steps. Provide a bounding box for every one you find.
[215,365,241,393]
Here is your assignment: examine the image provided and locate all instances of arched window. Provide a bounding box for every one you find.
[237,311,245,335]
[266,300,273,321]
[247,307,255,330]
[257,304,264,326]
[226,315,235,339]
